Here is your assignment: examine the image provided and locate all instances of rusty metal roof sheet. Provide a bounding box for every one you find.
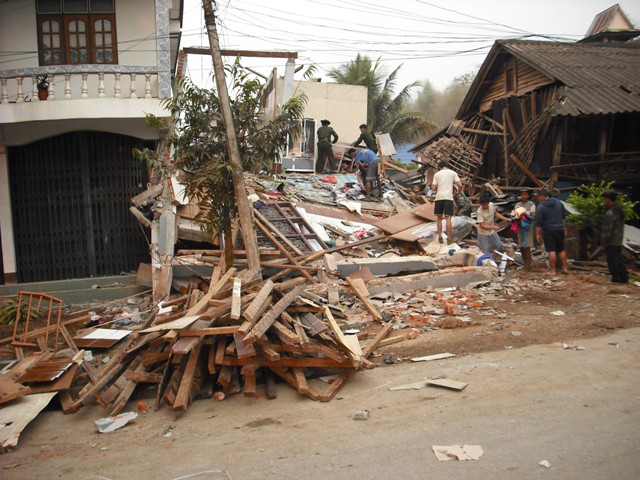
[501,40,640,116]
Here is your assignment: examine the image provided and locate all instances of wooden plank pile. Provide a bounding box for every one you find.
[47,260,392,416]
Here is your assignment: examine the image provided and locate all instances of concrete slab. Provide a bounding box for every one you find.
[365,266,494,295]
[336,255,437,278]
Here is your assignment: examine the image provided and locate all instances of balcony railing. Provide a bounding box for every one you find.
[0,66,162,104]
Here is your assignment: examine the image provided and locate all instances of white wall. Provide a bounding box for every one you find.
[277,79,368,147]
[0,2,39,69]
[117,0,158,67]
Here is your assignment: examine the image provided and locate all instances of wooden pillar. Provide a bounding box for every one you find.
[597,116,612,181]
[548,118,565,188]
[502,107,510,186]
[202,0,261,279]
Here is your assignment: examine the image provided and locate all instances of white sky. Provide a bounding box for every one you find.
[181,0,640,92]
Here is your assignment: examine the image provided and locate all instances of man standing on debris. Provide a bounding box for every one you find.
[316,119,339,173]
[600,190,629,283]
[535,189,569,275]
[432,161,463,243]
[512,188,536,270]
[352,124,378,153]
[348,147,380,200]
[476,193,510,255]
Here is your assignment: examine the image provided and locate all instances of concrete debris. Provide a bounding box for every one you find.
[353,409,371,421]
[432,444,484,461]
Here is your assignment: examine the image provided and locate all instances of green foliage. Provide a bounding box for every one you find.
[567,180,638,232]
[136,59,306,236]
[327,54,437,144]
[0,298,42,326]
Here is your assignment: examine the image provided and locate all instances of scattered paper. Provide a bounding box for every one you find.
[411,353,455,362]
[550,310,565,316]
[432,444,484,461]
[95,412,138,433]
[539,459,551,468]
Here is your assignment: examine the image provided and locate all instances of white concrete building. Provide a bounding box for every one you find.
[0,0,183,283]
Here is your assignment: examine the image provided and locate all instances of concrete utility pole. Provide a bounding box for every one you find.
[202,0,261,278]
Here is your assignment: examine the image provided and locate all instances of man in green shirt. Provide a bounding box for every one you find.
[352,124,378,153]
[316,119,339,173]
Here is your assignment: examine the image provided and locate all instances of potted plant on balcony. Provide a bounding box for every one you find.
[36,75,49,100]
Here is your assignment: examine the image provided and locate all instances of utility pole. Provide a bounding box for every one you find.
[202,0,261,278]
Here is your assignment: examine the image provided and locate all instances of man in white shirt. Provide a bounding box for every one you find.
[431,161,462,243]
[477,194,510,255]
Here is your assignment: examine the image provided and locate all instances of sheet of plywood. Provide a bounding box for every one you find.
[375,203,437,234]
[0,392,56,452]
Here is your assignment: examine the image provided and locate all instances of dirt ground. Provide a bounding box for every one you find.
[1,263,639,479]
[374,266,640,363]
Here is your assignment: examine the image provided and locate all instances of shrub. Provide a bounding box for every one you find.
[567,180,638,234]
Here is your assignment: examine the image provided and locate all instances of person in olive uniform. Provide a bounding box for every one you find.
[352,124,377,153]
[316,119,339,173]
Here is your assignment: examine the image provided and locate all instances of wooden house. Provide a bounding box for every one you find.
[412,4,640,193]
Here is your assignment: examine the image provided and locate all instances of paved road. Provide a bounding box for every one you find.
[3,328,640,480]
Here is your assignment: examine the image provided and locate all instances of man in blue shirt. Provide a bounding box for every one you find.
[535,189,569,275]
[347,148,380,200]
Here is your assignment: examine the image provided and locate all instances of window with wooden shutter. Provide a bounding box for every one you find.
[36,0,117,65]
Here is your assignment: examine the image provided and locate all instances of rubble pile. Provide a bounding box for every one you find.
[2,157,638,453]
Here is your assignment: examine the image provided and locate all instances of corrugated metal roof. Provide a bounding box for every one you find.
[501,40,640,116]
[584,4,633,37]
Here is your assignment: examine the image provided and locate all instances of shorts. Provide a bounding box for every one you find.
[363,162,378,182]
[434,199,454,217]
[542,229,565,253]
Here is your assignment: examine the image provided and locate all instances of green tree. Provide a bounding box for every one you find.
[328,54,437,144]
[567,180,638,242]
[135,60,306,262]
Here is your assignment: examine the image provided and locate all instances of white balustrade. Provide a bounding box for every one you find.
[16,77,24,103]
[64,74,72,99]
[98,72,105,98]
[0,71,158,103]
[130,73,137,99]
[1,79,8,104]
[31,75,39,102]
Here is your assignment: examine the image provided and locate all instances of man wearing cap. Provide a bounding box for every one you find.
[512,188,536,270]
[600,190,628,283]
[535,189,569,275]
[316,119,339,173]
[431,161,463,244]
[352,124,378,153]
[347,147,380,200]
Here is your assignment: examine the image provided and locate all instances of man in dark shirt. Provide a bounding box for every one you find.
[535,189,569,275]
[316,119,339,173]
[352,124,377,153]
[600,190,628,283]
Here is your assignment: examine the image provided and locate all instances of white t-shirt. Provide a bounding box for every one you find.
[432,168,460,201]
[476,203,496,236]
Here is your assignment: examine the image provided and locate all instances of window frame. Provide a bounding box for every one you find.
[36,7,117,65]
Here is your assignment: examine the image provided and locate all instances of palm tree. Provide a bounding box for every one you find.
[328,54,437,144]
